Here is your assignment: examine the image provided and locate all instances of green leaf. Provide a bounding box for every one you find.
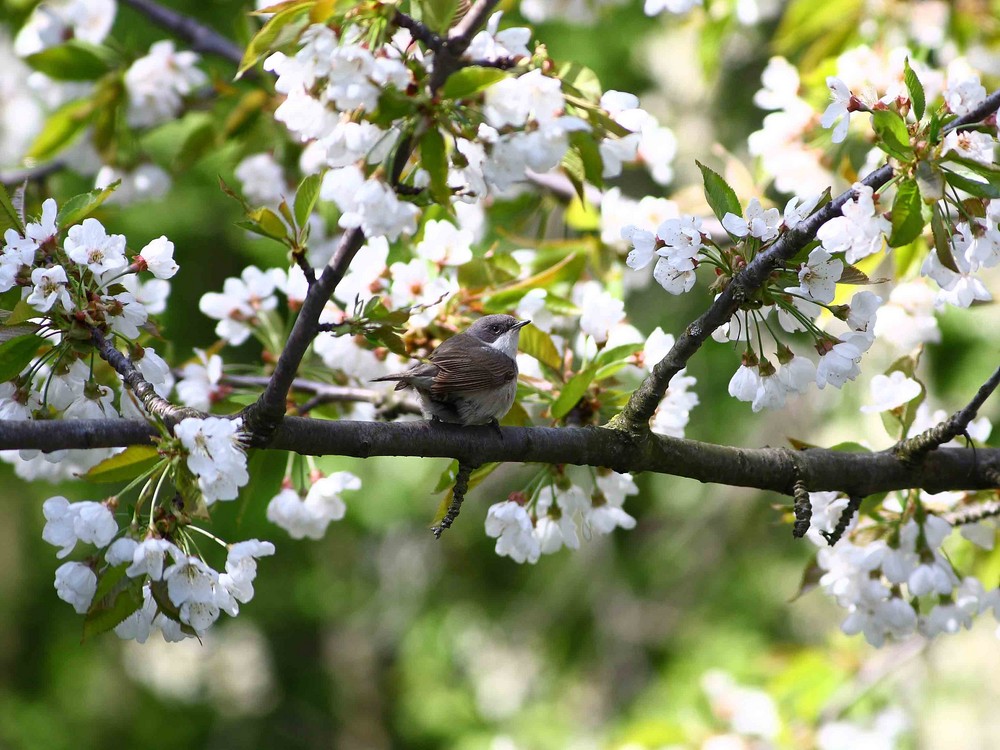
[594,361,630,381]
[941,168,1000,199]
[930,205,959,273]
[595,342,644,368]
[246,207,290,242]
[238,1,312,77]
[82,445,161,483]
[93,563,130,604]
[915,160,944,201]
[551,366,597,420]
[293,172,323,228]
[419,128,449,203]
[696,160,742,226]
[83,568,144,642]
[430,462,501,526]
[0,183,24,235]
[903,57,925,120]
[518,325,562,371]
[940,155,1000,186]
[4,299,38,326]
[888,178,924,247]
[27,99,93,162]
[829,441,871,453]
[560,148,587,202]
[871,109,913,161]
[25,41,113,81]
[56,182,119,229]
[419,0,460,33]
[0,333,42,382]
[568,130,603,188]
[557,62,602,104]
[369,327,408,356]
[432,459,460,493]
[481,287,529,313]
[174,116,217,171]
[141,112,214,167]
[441,66,509,100]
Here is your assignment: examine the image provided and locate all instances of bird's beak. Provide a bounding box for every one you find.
[513,319,531,330]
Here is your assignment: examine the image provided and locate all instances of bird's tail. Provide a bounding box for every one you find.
[371,374,409,391]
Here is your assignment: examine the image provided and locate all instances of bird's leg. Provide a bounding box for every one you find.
[488,418,503,439]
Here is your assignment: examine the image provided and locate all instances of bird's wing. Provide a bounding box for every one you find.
[428,339,516,395]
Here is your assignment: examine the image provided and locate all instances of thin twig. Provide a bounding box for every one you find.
[792,478,812,539]
[615,85,1000,433]
[822,495,862,546]
[392,10,444,51]
[943,499,1000,526]
[92,329,199,422]
[432,461,476,537]
[0,161,65,186]
[219,373,422,416]
[428,0,502,90]
[894,364,1000,462]
[119,0,244,64]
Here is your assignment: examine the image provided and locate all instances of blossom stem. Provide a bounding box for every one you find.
[185,523,228,548]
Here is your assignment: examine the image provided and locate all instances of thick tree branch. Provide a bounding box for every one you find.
[4,417,999,497]
[119,0,244,64]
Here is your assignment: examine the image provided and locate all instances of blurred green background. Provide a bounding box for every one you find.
[2,0,1000,748]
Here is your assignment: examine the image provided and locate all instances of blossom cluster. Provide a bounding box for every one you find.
[485,470,638,564]
[266,472,360,540]
[0,197,178,479]
[5,3,203,201]
[257,14,675,247]
[808,405,998,646]
[174,417,250,504]
[42,492,274,641]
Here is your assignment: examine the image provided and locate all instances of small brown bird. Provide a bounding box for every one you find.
[372,314,530,425]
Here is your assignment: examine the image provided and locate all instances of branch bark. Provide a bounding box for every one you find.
[2,417,998,496]
[119,0,245,64]
[92,329,198,422]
